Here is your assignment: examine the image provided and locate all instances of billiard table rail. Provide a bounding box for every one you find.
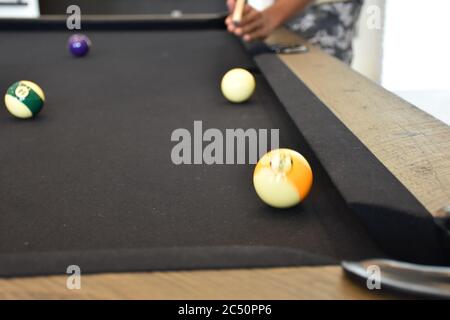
[0,14,228,30]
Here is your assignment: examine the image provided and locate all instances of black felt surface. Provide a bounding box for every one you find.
[0,28,387,276]
[39,0,227,15]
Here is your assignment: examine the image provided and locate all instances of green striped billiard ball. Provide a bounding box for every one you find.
[4,80,45,119]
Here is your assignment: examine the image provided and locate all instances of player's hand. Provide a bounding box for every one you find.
[225,0,278,42]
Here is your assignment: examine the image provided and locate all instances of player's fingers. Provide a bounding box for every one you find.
[227,0,235,12]
[244,28,269,42]
[240,8,261,25]
[239,10,262,30]
[225,16,232,27]
[243,4,253,15]
[226,16,237,32]
[231,4,254,26]
[234,9,261,36]
[238,4,255,25]
[234,22,261,37]
[240,19,264,36]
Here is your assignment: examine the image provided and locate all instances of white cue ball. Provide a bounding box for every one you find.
[221,68,256,103]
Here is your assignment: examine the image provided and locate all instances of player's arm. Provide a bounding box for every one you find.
[225,0,312,41]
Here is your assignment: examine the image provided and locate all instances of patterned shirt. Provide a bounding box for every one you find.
[287,0,364,64]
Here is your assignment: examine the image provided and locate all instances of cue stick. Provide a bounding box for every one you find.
[232,0,247,26]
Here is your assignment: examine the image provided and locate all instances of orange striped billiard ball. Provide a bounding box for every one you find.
[253,149,313,209]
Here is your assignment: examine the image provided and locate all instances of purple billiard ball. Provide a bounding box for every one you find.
[68,34,91,57]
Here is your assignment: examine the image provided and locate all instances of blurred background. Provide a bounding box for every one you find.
[353,0,450,125]
[1,0,449,125]
[253,0,450,126]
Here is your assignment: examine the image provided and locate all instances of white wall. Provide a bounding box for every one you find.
[382,0,450,125]
[248,0,274,11]
[352,0,385,83]
[382,0,450,91]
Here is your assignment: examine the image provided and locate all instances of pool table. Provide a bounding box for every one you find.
[0,13,449,299]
